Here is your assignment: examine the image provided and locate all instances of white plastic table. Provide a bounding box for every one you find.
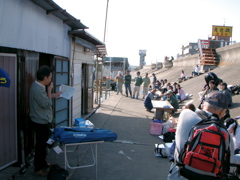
[151,100,174,119]
[63,141,104,179]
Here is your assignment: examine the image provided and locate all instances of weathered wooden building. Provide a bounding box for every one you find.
[0,0,106,170]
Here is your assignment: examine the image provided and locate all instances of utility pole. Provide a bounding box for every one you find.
[103,0,109,43]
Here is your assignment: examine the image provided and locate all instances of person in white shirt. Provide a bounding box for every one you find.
[192,64,200,77]
[168,91,240,179]
[225,118,240,154]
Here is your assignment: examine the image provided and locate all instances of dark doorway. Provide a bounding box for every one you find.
[39,54,70,127]
[81,64,94,115]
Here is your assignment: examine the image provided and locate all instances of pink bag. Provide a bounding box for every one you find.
[150,122,163,135]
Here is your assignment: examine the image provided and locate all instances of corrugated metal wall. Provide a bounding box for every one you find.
[0,54,17,170]
[71,41,95,120]
[0,0,71,58]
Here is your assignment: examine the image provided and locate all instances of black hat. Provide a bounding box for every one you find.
[205,72,220,86]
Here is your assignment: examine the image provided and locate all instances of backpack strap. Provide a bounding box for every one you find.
[195,110,209,120]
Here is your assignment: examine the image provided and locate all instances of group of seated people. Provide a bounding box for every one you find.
[198,79,233,106]
[144,80,191,113]
[168,73,240,180]
[167,71,240,179]
[178,64,200,83]
[168,91,240,179]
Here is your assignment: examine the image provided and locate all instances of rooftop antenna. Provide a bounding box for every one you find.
[223,18,226,26]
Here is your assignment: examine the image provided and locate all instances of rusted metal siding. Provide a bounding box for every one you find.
[0,54,17,170]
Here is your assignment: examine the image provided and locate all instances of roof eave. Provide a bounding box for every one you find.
[31,0,88,30]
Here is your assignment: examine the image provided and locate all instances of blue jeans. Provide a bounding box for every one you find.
[125,83,132,96]
[144,102,153,111]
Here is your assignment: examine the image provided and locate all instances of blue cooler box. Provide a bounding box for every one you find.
[75,118,86,127]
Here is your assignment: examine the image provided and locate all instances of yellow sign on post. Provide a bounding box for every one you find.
[212,25,232,37]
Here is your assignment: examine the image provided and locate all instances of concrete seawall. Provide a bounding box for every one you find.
[173,54,199,68]
[173,42,240,68]
[216,42,240,67]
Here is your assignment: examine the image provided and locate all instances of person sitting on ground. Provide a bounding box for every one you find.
[161,85,174,101]
[176,84,187,101]
[230,84,240,95]
[161,79,168,94]
[165,90,179,113]
[172,82,178,95]
[183,102,196,112]
[155,80,161,89]
[192,64,200,77]
[179,70,187,82]
[198,83,208,101]
[198,72,221,109]
[144,89,158,112]
[225,118,240,154]
[219,81,232,119]
[199,80,219,104]
[205,80,219,95]
[220,82,232,107]
[160,79,164,87]
[148,85,152,91]
[168,91,240,179]
[168,85,174,92]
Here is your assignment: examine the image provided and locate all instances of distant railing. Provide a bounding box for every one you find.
[198,39,236,52]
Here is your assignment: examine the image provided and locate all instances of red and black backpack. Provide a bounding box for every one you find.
[178,117,231,180]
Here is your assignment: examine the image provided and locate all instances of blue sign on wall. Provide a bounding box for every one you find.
[0,68,11,88]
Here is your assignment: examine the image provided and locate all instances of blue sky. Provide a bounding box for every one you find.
[54,0,240,65]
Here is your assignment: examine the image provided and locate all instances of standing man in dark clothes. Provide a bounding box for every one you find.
[152,73,157,87]
[124,70,132,97]
[29,66,61,176]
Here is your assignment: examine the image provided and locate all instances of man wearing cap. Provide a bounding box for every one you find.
[165,90,179,112]
[168,91,240,179]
